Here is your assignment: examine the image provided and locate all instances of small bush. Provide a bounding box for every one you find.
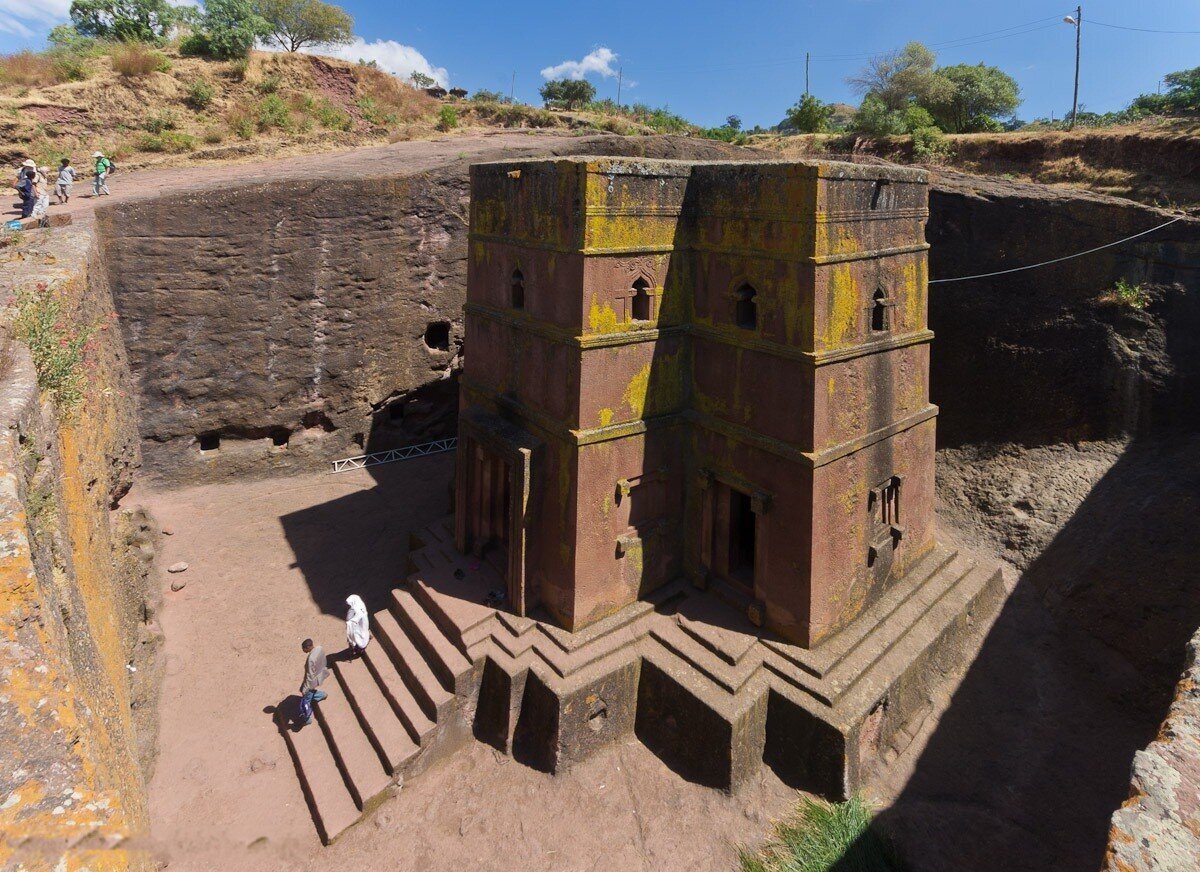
[228,57,250,81]
[256,93,292,131]
[138,130,198,153]
[10,282,98,415]
[143,110,178,133]
[257,73,281,94]
[186,79,215,110]
[911,126,953,163]
[233,115,254,139]
[178,33,212,57]
[112,43,172,78]
[202,127,224,144]
[437,105,458,131]
[740,795,902,872]
[312,99,351,130]
[1100,278,1152,310]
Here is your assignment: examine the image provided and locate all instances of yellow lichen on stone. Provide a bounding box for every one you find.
[598,407,614,428]
[623,363,651,419]
[587,295,622,334]
[825,264,859,349]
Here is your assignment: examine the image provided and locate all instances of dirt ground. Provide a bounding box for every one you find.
[138,455,797,872]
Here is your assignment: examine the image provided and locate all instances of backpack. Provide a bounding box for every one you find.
[106,160,116,174]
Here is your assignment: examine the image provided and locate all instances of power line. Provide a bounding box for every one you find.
[627,12,1071,74]
[928,216,1186,284]
[1089,20,1200,35]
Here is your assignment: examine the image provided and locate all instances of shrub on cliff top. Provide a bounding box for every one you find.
[10,282,99,415]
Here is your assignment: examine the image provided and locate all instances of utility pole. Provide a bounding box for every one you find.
[510,71,515,103]
[1066,5,1082,130]
[805,52,810,97]
[617,67,623,108]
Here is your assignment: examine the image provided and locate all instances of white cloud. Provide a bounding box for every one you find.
[540,46,618,81]
[0,0,194,42]
[270,37,449,88]
[0,0,68,39]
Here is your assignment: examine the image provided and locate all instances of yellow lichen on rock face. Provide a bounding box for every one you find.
[826,263,859,349]
[598,407,614,428]
[587,295,622,334]
[623,363,651,419]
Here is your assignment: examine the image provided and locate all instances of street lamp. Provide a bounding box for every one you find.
[1064,7,1081,130]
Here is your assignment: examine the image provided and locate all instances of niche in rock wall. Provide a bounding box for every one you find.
[424,321,451,351]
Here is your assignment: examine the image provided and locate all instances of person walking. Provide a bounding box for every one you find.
[345,595,371,658]
[15,160,36,218]
[298,638,329,726]
[31,167,50,220]
[92,151,111,197]
[55,158,76,204]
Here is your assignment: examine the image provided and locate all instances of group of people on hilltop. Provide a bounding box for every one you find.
[12,152,114,220]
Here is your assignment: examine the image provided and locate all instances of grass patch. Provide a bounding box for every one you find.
[740,795,903,872]
[356,65,436,125]
[142,109,178,133]
[10,282,98,415]
[0,51,74,87]
[111,43,171,77]
[138,130,197,153]
[310,98,352,131]
[186,79,215,111]
[1099,278,1152,310]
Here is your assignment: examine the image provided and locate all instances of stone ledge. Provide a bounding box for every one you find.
[402,517,1004,798]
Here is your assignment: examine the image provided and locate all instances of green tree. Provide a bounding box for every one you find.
[922,63,1020,133]
[255,0,353,52]
[1132,66,1200,115]
[783,94,835,132]
[725,114,742,131]
[539,78,596,110]
[68,0,182,42]
[848,42,949,111]
[202,0,269,60]
[409,71,436,88]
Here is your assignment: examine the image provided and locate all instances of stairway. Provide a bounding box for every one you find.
[279,572,476,845]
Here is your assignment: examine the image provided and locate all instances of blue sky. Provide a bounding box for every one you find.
[4,0,1199,127]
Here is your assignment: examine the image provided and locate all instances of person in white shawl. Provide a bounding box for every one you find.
[345,594,371,657]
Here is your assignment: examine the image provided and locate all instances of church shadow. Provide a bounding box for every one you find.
[845,433,1200,870]
[278,449,454,619]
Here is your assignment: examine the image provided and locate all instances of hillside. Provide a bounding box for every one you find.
[0,46,663,172]
[750,121,1200,210]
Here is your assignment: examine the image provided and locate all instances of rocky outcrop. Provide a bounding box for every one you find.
[0,225,157,870]
[1106,627,1200,871]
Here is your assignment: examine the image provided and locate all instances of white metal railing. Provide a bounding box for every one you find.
[330,437,457,473]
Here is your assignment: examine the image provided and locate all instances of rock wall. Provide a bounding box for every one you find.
[1106,627,1200,871]
[0,226,157,870]
[927,171,1200,447]
[95,135,760,488]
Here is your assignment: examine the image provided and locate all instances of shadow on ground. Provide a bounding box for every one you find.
[849,434,1200,871]
[278,452,454,619]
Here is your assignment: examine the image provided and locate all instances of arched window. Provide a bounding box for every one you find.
[631,277,652,321]
[871,289,889,332]
[735,283,757,330]
[511,269,525,309]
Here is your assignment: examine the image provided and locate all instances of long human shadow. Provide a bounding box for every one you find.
[852,433,1200,871]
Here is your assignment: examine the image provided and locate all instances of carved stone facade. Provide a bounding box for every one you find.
[458,157,935,647]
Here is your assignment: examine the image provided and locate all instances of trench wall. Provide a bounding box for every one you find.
[928,171,1200,446]
[0,226,157,870]
[96,173,467,486]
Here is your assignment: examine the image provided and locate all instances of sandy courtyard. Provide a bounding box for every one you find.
[138,455,797,871]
